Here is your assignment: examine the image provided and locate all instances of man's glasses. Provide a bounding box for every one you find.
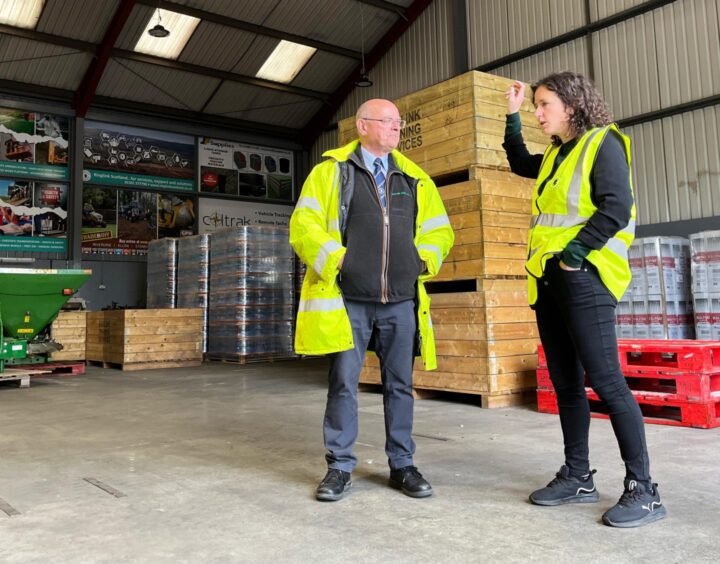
[360,117,407,128]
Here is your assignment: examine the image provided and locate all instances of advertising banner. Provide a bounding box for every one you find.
[83,121,195,192]
[82,186,196,256]
[198,138,293,201]
[0,177,68,253]
[0,108,69,181]
[157,192,196,239]
[198,197,292,234]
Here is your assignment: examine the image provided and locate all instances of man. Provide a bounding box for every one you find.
[290,99,454,501]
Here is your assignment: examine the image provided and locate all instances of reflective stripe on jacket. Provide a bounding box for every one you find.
[290,140,454,370]
[526,124,636,305]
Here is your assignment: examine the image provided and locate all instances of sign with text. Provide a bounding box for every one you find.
[198,138,293,201]
[198,198,292,234]
[83,121,195,191]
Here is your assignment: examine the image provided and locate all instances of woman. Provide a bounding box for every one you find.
[504,72,666,528]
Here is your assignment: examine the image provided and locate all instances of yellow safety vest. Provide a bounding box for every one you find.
[289,140,454,370]
[526,124,636,305]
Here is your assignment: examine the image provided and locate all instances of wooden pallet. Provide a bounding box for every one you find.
[0,367,52,388]
[87,359,203,371]
[359,380,536,408]
[205,354,297,365]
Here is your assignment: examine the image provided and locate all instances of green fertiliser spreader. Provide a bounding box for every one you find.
[0,268,91,372]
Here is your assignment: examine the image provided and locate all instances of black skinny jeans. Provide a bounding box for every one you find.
[535,256,651,484]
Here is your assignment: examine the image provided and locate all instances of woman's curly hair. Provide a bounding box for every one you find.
[532,72,613,146]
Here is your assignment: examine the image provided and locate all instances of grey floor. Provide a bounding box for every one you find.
[0,358,717,564]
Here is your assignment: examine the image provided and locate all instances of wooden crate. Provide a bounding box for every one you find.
[338,71,548,178]
[437,167,534,280]
[49,311,87,361]
[86,308,203,370]
[360,279,539,406]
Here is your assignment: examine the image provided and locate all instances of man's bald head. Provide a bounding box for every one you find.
[355,99,402,157]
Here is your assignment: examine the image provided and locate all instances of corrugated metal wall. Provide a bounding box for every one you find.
[466,0,720,227]
[309,0,454,165]
[492,37,590,84]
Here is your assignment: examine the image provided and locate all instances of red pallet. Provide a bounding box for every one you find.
[29,362,86,376]
[537,345,548,369]
[537,340,720,374]
[618,339,720,373]
[536,367,720,403]
[536,388,720,429]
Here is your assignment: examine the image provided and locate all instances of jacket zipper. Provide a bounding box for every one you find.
[380,172,394,303]
[360,166,393,303]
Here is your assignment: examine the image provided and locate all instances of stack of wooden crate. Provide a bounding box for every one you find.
[339,70,549,407]
[86,308,203,370]
[49,311,87,362]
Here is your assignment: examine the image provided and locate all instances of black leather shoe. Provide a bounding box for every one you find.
[316,469,352,501]
[389,466,433,498]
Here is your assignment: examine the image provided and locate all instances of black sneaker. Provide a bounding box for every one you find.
[389,466,433,498]
[602,479,667,528]
[316,469,352,501]
[529,465,600,506]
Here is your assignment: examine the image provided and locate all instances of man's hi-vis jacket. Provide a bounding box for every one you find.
[289,140,454,371]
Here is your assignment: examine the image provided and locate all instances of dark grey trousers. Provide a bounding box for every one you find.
[324,299,417,472]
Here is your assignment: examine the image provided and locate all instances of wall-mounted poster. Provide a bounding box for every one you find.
[81,186,196,256]
[157,192,196,238]
[198,138,293,201]
[0,108,69,181]
[83,121,195,192]
[198,198,292,234]
[81,186,118,253]
[0,178,68,253]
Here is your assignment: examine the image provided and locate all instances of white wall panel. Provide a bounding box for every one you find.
[332,0,454,123]
[624,121,669,225]
[508,0,584,52]
[589,0,647,20]
[491,37,590,84]
[654,0,720,107]
[591,12,660,120]
[467,0,510,67]
[310,130,339,168]
[662,105,720,221]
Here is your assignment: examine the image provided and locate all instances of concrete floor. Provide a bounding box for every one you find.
[0,359,717,564]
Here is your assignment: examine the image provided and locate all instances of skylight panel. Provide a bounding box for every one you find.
[0,0,45,29]
[256,40,317,84]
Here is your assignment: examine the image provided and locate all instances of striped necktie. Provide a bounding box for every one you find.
[373,157,387,209]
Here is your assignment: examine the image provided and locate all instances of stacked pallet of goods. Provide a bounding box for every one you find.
[176,234,211,353]
[690,230,720,340]
[146,238,177,308]
[338,71,549,407]
[206,226,295,363]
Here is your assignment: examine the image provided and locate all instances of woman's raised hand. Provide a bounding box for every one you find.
[505,81,526,114]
